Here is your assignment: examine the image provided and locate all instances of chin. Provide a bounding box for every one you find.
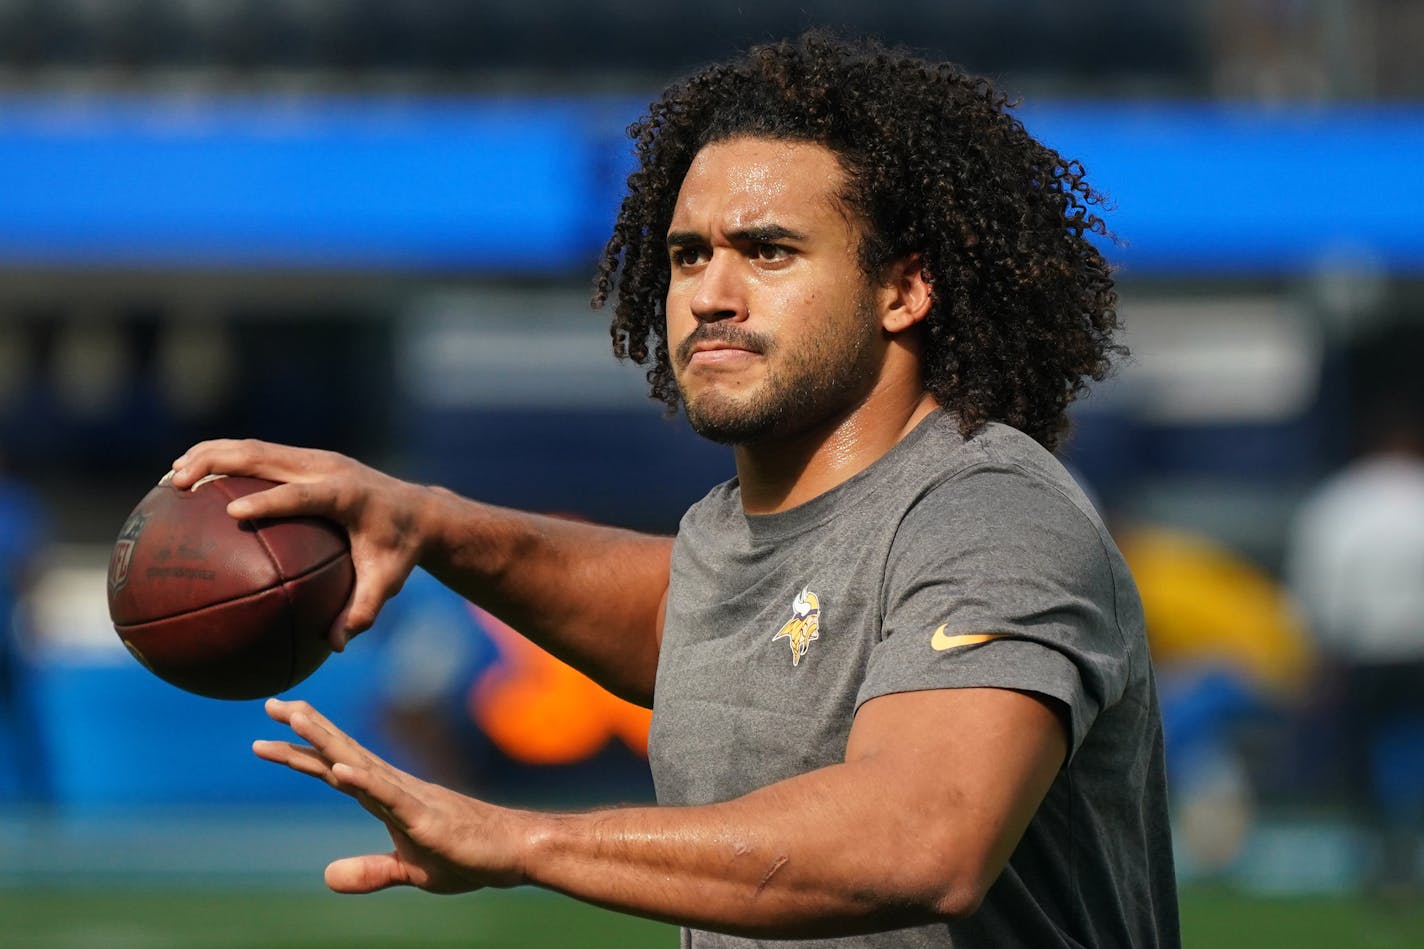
[683,393,779,446]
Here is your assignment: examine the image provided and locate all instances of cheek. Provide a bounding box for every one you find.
[665,306,694,346]
[753,281,816,322]
[664,284,693,329]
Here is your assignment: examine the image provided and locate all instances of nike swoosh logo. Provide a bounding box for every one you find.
[931,625,998,651]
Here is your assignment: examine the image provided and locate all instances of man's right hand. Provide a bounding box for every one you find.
[170,439,434,651]
[172,437,672,705]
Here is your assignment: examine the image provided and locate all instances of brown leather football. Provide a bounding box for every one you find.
[107,473,353,700]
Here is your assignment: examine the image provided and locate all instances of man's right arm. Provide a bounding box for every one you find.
[419,487,670,705]
[169,439,670,707]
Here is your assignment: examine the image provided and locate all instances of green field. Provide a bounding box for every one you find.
[2,885,1422,947]
[0,887,673,949]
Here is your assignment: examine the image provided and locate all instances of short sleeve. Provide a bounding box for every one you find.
[855,461,1134,755]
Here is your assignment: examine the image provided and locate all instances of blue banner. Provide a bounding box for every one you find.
[0,94,1419,275]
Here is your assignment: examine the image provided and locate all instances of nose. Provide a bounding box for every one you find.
[689,251,746,324]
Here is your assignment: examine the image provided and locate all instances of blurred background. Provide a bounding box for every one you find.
[1,1,1422,945]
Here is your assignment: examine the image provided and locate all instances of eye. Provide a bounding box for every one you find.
[755,243,789,262]
[670,246,706,268]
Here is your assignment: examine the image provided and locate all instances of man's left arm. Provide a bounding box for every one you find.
[256,686,1065,938]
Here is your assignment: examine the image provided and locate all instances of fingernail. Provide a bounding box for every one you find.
[228,499,252,518]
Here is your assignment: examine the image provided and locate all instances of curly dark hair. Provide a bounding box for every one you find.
[593,31,1122,451]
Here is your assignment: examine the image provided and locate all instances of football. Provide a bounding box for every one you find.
[107,473,354,700]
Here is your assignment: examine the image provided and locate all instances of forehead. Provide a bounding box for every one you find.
[670,137,851,235]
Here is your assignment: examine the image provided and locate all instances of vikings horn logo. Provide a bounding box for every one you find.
[772,587,821,666]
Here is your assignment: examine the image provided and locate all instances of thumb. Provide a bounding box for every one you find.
[325,853,410,894]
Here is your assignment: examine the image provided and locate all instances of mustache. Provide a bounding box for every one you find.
[674,324,772,367]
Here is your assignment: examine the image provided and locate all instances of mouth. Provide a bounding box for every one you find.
[683,341,761,373]
[691,340,754,357]
[676,327,768,369]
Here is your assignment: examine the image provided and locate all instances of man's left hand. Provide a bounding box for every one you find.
[253,698,533,894]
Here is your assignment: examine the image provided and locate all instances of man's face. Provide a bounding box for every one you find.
[665,137,885,445]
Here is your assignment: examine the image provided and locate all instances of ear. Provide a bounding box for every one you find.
[879,254,933,334]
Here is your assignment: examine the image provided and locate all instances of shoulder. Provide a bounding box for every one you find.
[890,423,1135,636]
[908,422,1106,541]
[672,476,759,572]
[677,476,742,529]
[870,424,1148,743]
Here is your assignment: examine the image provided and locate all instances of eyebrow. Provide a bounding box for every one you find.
[666,224,810,249]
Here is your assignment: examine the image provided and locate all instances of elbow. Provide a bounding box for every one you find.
[903,849,995,921]
[928,876,988,920]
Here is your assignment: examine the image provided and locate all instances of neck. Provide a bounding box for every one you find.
[733,382,939,515]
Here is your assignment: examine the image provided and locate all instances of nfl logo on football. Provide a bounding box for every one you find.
[109,512,148,593]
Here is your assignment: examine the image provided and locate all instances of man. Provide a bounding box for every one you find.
[1286,390,1424,899]
[171,32,1178,947]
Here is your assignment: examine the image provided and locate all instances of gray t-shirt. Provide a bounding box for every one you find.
[649,412,1179,948]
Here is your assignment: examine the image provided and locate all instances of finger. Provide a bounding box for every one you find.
[327,609,355,653]
[325,853,412,894]
[170,438,317,489]
[252,738,335,783]
[330,576,388,648]
[224,480,337,522]
[263,695,309,727]
[329,760,423,828]
[277,701,356,756]
[326,616,351,653]
[170,438,276,487]
[265,697,352,753]
[269,699,392,777]
[327,582,395,653]
[260,701,401,800]
[169,438,240,485]
[328,555,409,651]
